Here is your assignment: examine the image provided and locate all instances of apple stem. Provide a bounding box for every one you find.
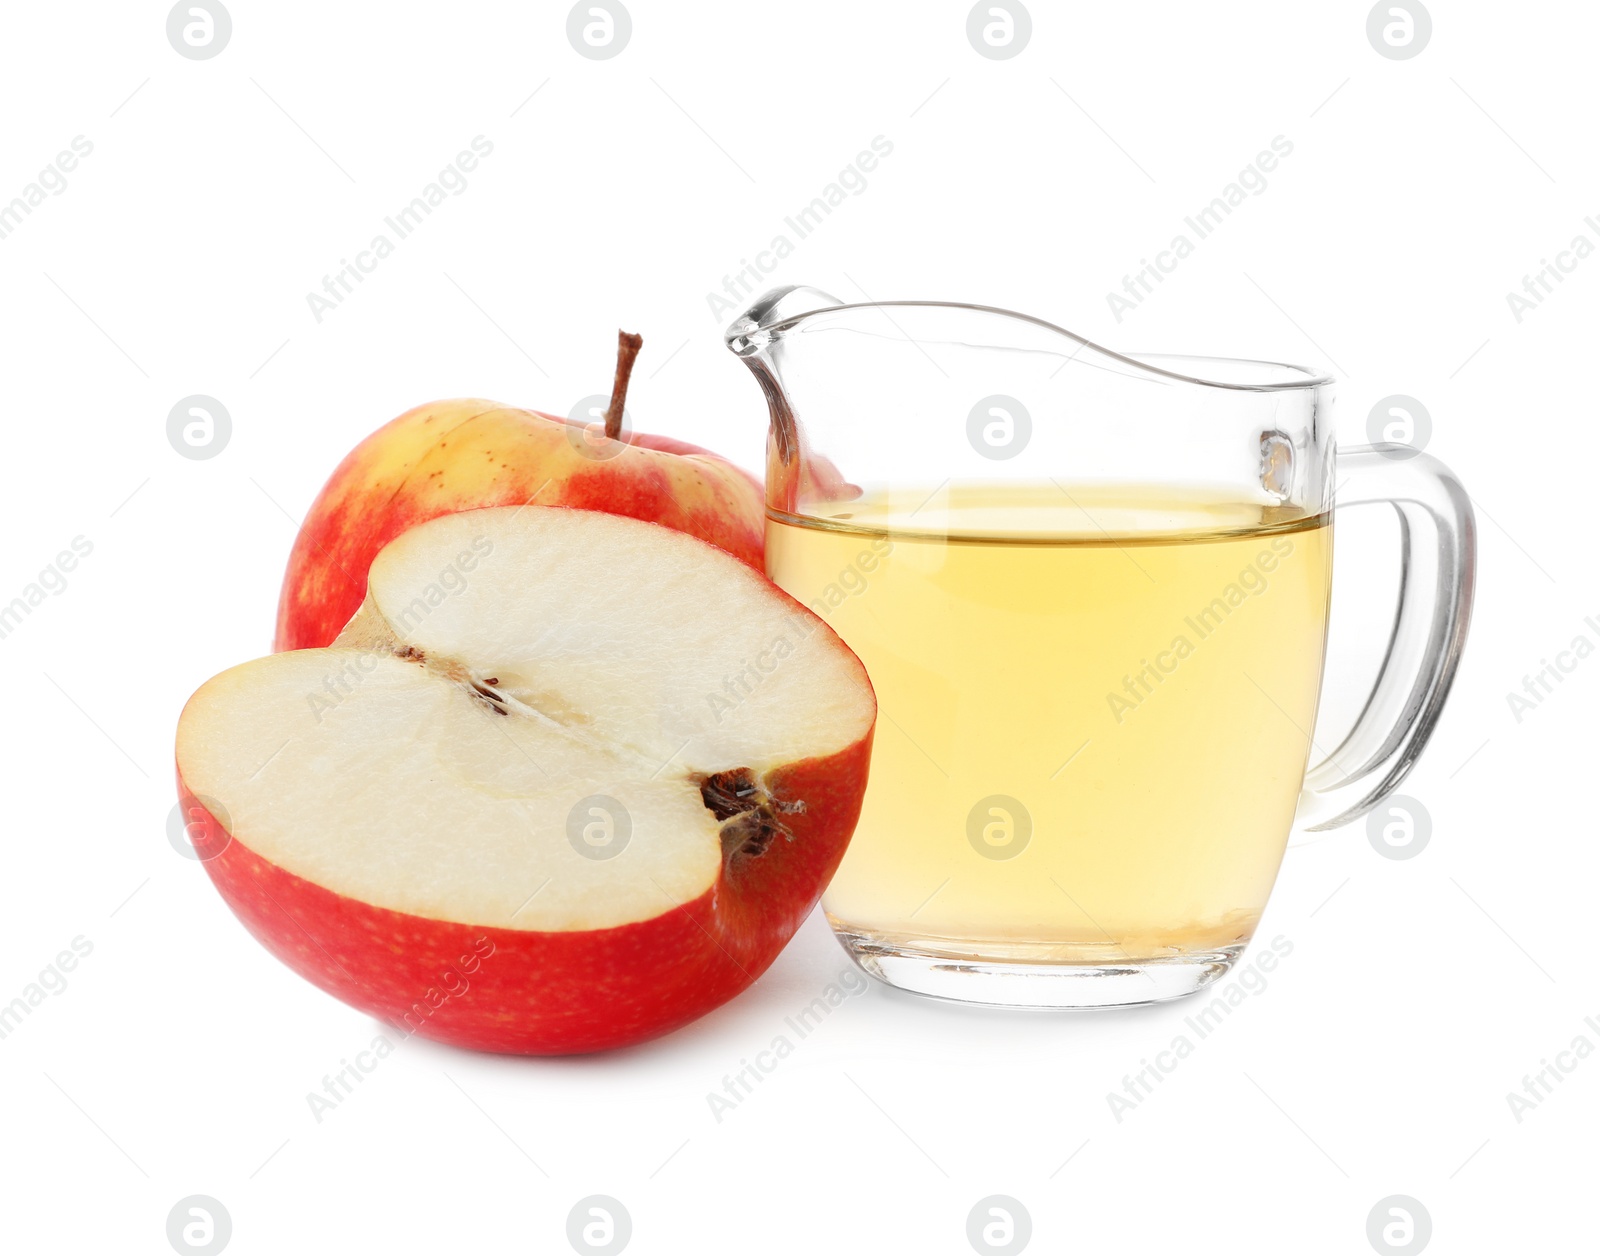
[603,330,644,441]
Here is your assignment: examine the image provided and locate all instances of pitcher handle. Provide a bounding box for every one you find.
[1294,445,1477,832]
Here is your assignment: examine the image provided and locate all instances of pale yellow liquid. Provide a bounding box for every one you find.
[765,484,1333,963]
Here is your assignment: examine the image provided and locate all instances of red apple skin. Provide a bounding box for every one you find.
[176,732,873,1055]
[275,400,766,652]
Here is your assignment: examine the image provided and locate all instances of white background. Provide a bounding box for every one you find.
[1,1,1594,1252]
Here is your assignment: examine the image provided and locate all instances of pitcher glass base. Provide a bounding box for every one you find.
[832,925,1246,1009]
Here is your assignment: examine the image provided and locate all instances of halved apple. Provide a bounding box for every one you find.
[176,506,876,1054]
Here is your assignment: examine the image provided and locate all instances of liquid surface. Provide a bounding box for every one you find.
[765,484,1334,962]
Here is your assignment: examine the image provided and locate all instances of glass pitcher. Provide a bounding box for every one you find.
[725,285,1475,1009]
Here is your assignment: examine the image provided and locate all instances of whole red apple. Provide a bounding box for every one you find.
[275,332,764,651]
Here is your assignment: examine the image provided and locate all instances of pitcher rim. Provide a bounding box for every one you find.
[723,296,1335,393]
